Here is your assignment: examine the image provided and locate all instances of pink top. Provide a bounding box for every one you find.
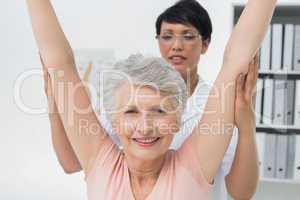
[85,137,213,200]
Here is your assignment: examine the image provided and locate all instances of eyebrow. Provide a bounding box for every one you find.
[149,105,163,110]
[125,105,164,111]
[161,29,198,34]
[125,105,138,110]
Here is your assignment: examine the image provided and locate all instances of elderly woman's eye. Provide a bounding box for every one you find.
[125,110,138,114]
[156,108,166,114]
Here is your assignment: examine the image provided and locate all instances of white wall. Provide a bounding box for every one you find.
[1,0,300,199]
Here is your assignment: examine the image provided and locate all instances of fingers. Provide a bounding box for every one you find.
[244,53,259,99]
[253,52,259,77]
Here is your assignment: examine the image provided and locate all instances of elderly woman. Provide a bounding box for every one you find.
[44,1,261,199]
[26,0,277,199]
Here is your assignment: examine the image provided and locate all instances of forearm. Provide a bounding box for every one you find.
[224,0,276,72]
[49,113,82,174]
[26,0,74,67]
[225,124,259,200]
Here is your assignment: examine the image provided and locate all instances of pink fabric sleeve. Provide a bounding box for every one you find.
[175,139,214,188]
[84,136,121,181]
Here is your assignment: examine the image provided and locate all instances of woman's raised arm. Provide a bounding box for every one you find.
[224,0,277,72]
[26,0,109,175]
[26,0,74,68]
[185,0,277,184]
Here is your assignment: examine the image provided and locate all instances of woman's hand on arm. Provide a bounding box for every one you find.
[225,54,259,200]
[42,56,82,174]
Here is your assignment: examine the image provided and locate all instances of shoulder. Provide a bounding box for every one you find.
[85,137,122,181]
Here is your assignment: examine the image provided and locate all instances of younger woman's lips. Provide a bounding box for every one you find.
[169,56,186,65]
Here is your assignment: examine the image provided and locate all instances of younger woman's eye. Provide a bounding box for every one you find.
[161,35,173,41]
[183,35,196,40]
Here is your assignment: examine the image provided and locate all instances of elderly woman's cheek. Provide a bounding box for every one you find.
[112,117,134,137]
[156,118,179,136]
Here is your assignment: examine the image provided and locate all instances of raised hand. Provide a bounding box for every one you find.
[234,53,259,129]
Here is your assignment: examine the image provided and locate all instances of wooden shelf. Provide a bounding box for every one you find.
[256,124,300,134]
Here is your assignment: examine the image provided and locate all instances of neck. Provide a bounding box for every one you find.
[185,68,199,97]
[125,154,166,199]
[125,154,165,180]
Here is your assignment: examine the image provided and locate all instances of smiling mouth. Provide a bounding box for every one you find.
[132,137,161,147]
[169,56,187,65]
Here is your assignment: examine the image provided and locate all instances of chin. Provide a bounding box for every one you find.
[131,151,163,162]
[171,63,186,72]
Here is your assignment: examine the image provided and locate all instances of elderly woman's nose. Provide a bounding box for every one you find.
[136,116,155,135]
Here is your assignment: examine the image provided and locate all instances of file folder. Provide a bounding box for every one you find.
[260,26,271,71]
[264,133,277,178]
[256,132,266,177]
[271,24,283,71]
[294,135,300,180]
[294,25,300,71]
[295,80,300,126]
[283,24,294,71]
[273,80,286,125]
[284,80,295,125]
[262,79,274,124]
[255,79,264,124]
[287,134,296,179]
[275,134,288,179]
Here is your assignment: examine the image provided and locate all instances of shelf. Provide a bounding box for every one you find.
[256,124,300,134]
[233,4,300,24]
[258,70,300,79]
[260,178,300,184]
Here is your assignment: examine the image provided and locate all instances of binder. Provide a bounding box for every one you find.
[256,132,266,177]
[283,24,294,71]
[294,135,300,180]
[284,80,295,125]
[260,26,271,71]
[273,80,286,125]
[262,78,274,124]
[255,79,264,124]
[271,24,283,71]
[275,134,288,179]
[287,134,296,179]
[294,25,300,71]
[264,133,277,178]
[295,80,300,126]
[284,81,296,179]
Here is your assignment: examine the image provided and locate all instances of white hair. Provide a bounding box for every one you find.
[101,54,188,122]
